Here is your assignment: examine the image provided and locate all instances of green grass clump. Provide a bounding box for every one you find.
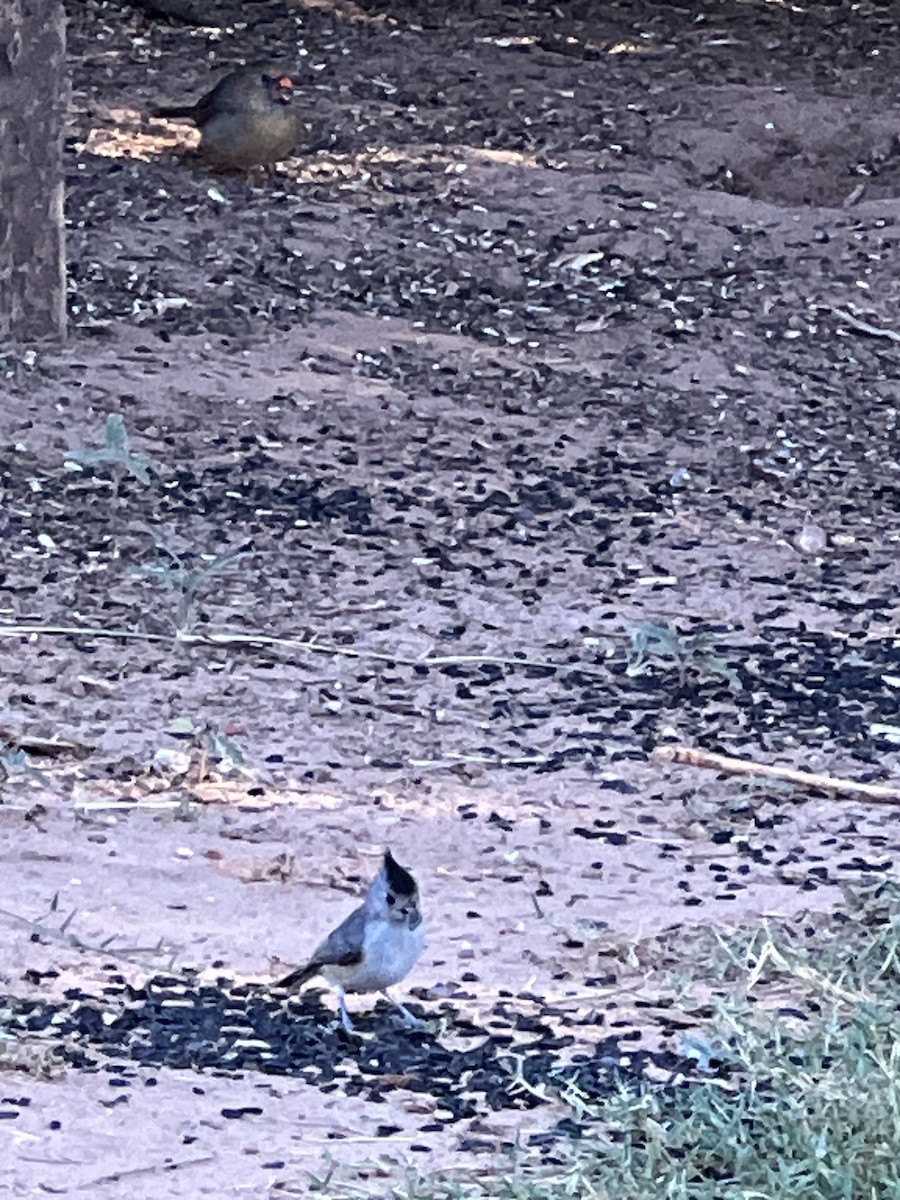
[402,883,900,1200]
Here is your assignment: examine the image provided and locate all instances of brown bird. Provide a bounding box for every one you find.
[152,63,299,170]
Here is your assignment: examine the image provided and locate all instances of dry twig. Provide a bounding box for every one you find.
[0,622,613,678]
[831,306,900,343]
[0,901,184,973]
[77,1154,214,1189]
[653,745,900,804]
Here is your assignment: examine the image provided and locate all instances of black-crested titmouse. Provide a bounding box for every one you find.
[275,850,425,1033]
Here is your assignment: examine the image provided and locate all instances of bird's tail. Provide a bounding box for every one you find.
[152,104,197,121]
[274,961,319,991]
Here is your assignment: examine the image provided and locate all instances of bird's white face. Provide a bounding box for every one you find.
[386,886,422,929]
[367,855,423,929]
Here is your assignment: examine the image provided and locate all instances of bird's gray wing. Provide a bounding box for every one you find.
[274,904,366,990]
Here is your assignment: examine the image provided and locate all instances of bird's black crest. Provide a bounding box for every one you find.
[384,850,417,896]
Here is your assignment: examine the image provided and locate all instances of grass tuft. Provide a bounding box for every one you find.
[397,881,900,1200]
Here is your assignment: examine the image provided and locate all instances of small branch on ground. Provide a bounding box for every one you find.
[77,1155,215,1188]
[652,745,900,804]
[0,729,92,758]
[0,622,614,679]
[831,306,900,343]
[0,900,185,974]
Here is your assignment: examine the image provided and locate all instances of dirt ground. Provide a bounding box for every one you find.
[3,0,900,1194]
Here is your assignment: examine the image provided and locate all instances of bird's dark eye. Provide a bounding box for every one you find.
[386,893,396,906]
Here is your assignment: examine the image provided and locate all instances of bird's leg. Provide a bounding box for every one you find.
[337,990,357,1035]
[381,990,424,1029]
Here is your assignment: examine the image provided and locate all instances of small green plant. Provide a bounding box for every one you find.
[197,726,248,775]
[64,413,159,486]
[136,539,251,633]
[0,742,47,792]
[626,620,742,690]
[166,716,250,778]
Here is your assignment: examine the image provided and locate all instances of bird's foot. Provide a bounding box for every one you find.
[382,992,426,1030]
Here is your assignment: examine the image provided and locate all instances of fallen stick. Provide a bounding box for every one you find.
[0,903,185,974]
[0,622,614,679]
[77,1154,214,1189]
[831,306,900,344]
[652,745,900,804]
[0,728,92,758]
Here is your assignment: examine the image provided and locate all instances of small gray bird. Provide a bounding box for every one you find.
[152,63,299,170]
[275,850,425,1033]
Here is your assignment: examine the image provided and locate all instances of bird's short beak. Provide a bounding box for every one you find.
[273,76,294,104]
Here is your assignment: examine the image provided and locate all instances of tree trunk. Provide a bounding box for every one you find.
[0,0,67,343]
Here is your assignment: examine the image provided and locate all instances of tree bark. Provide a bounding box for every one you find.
[0,0,67,343]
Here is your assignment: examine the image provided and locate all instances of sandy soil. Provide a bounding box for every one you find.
[2,0,900,1194]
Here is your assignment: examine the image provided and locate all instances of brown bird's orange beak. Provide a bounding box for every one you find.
[271,75,294,104]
